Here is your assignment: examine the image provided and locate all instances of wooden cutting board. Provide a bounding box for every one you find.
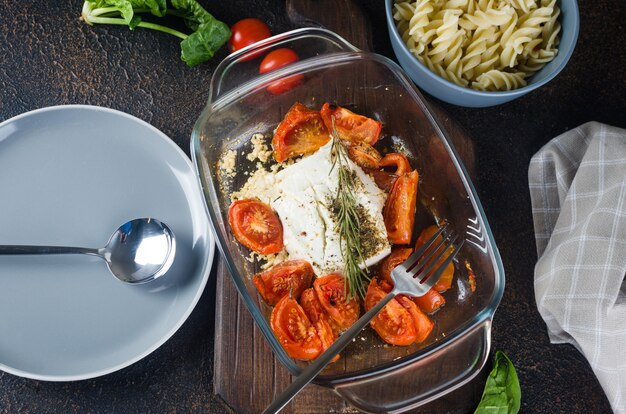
[213,1,479,413]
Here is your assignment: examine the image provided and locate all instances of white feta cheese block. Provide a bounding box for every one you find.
[271,141,391,276]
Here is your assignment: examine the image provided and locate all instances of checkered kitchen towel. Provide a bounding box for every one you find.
[529,122,626,413]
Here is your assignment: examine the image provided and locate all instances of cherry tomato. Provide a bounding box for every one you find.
[252,260,314,305]
[320,103,382,145]
[364,279,417,346]
[300,288,340,362]
[313,274,360,331]
[379,153,411,176]
[271,295,323,360]
[228,18,271,57]
[396,295,434,343]
[271,102,330,162]
[347,141,382,169]
[412,287,446,314]
[415,225,455,292]
[384,170,419,245]
[379,247,413,285]
[259,48,304,94]
[228,198,283,255]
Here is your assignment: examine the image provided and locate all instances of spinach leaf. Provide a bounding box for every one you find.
[94,0,135,24]
[81,0,230,66]
[128,15,142,30]
[475,351,521,414]
[169,0,213,30]
[180,20,230,67]
[129,0,167,17]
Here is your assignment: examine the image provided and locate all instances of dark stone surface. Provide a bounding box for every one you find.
[0,0,624,413]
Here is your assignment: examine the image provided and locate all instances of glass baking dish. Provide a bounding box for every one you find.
[191,28,504,413]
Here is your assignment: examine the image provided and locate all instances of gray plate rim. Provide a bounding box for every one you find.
[0,104,214,381]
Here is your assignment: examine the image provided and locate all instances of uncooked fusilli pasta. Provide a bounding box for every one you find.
[393,0,561,91]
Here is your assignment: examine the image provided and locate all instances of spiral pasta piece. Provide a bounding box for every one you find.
[473,70,527,90]
[503,0,537,14]
[429,9,464,64]
[392,0,561,91]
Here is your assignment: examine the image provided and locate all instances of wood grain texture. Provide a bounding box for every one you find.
[286,0,373,51]
[214,261,354,414]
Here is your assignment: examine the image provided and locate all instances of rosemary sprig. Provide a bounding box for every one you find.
[329,118,370,300]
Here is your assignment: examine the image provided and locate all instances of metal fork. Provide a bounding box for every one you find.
[262,223,464,414]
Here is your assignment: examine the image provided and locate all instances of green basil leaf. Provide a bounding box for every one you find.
[475,351,521,414]
[180,19,230,67]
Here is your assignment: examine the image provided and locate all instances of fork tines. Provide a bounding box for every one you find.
[400,223,464,285]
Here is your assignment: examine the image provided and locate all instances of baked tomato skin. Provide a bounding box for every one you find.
[259,48,303,94]
[271,295,323,360]
[347,141,382,169]
[379,153,411,176]
[228,198,283,254]
[272,102,330,162]
[364,279,417,346]
[372,170,398,192]
[300,288,340,361]
[228,18,271,59]
[396,295,434,343]
[413,287,446,314]
[415,225,455,292]
[313,274,360,332]
[252,260,314,305]
[384,170,419,245]
[320,103,381,145]
[379,247,413,285]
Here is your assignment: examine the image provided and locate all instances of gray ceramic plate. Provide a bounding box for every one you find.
[0,105,214,380]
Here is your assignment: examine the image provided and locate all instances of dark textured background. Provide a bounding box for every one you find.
[0,0,625,413]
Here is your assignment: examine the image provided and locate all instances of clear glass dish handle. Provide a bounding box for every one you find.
[208,27,359,105]
[334,320,493,413]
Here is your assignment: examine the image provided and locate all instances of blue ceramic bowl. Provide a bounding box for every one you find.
[385,0,580,107]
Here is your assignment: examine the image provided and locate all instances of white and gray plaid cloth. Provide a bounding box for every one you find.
[529,121,626,414]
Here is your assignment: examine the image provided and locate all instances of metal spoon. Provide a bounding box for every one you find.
[0,218,176,284]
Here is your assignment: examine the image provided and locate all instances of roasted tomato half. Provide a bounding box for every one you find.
[415,225,455,292]
[252,260,314,305]
[364,279,417,346]
[396,295,434,343]
[384,170,419,245]
[413,287,446,314]
[347,141,382,169]
[300,288,339,361]
[228,198,283,254]
[271,295,323,361]
[313,274,360,331]
[320,103,381,145]
[272,102,330,162]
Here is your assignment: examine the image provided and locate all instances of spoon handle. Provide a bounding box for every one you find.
[0,245,100,256]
